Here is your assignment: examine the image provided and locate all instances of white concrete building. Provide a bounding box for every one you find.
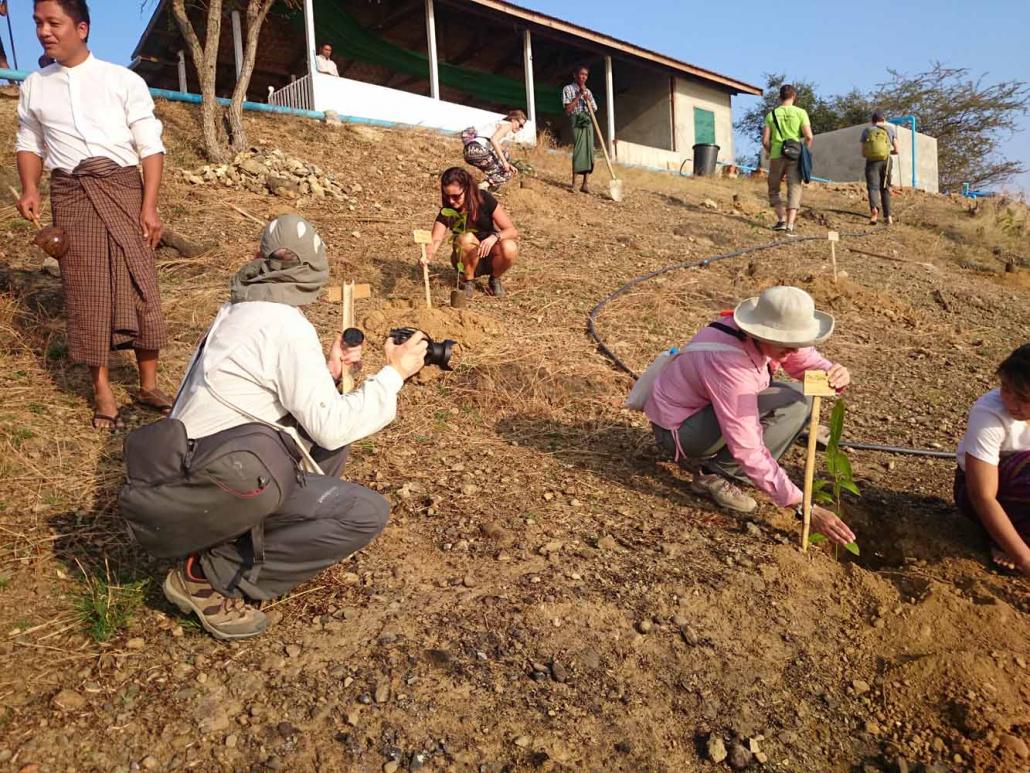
[132,0,759,172]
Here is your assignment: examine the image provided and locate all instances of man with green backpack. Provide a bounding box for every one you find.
[860,111,900,225]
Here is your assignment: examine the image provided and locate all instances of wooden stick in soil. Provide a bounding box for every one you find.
[801,393,821,551]
[227,202,266,226]
[341,281,355,394]
[827,230,839,283]
[801,370,836,551]
[412,229,434,309]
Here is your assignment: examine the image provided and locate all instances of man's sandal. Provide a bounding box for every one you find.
[92,409,125,430]
[136,388,174,415]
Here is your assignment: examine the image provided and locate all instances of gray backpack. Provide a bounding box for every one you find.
[118,418,304,560]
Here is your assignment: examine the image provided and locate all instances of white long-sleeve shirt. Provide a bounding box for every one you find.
[315,55,339,77]
[16,54,165,172]
[171,301,404,451]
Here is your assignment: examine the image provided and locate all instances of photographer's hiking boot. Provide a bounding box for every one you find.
[163,558,267,641]
[690,473,758,514]
[487,276,505,297]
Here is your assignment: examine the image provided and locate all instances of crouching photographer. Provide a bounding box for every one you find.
[119,215,427,640]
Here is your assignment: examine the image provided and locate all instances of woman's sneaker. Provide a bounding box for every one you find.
[772,221,788,231]
[163,560,267,640]
[690,473,758,513]
[487,276,505,297]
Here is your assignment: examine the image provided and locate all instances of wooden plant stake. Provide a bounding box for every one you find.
[323,280,371,392]
[413,229,433,309]
[827,230,839,283]
[801,370,836,551]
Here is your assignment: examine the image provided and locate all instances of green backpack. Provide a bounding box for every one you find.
[863,126,891,161]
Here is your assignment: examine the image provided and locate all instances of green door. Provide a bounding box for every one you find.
[694,107,716,145]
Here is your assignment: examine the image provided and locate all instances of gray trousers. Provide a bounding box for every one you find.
[199,441,390,601]
[865,158,892,217]
[652,383,811,483]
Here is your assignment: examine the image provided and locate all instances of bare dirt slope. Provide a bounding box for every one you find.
[1,98,1029,773]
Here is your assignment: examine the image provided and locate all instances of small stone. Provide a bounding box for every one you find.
[126,637,145,650]
[285,644,301,658]
[1000,734,1029,759]
[755,751,768,764]
[141,757,159,771]
[538,541,563,556]
[707,734,727,763]
[597,535,618,550]
[681,626,700,646]
[383,762,399,773]
[727,743,752,770]
[864,720,881,735]
[346,710,361,726]
[851,678,870,695]
[550,661,568,683]
[374,683,391,704]
[672,615,688,627]
[514,735,532,748]
[52,689,86,711]
[41,257,61,277]
[636,620,653,634]
[461,483,479,496]
[462,574,476,588]
[702,198,719,210]
[931,737,946,753]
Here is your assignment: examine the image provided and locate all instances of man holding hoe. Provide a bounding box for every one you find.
[643,286,856,546]
[16,0,170,429]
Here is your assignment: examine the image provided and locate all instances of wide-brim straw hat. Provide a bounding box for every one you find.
[733,286,834,347]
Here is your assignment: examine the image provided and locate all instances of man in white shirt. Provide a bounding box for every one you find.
[16,0,170,429]
[315,42,339,77]
[155,215,427,639]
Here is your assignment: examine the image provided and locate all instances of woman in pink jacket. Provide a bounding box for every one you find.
[644,286,855,545]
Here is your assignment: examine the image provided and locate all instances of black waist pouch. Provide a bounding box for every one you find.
[118,419,303,559]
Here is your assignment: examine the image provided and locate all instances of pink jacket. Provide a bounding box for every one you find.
[644,319,832,507]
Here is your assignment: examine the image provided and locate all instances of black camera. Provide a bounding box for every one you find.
[389,327,456,371]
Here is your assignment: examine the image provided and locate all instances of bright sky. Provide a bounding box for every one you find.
[5,0,1028,194]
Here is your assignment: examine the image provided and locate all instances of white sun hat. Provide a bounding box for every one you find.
[733,286,834,346]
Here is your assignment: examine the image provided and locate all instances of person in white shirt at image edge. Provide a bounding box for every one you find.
[315,42,338,77]
[16,0,171,429]
[954,344,1030,577]
[161,215,429,640]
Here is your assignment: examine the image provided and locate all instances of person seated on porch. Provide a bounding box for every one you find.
[315,42,338,77]
[954,343,1030,577]
[461,109,527,190]
[644,286,856,546]
[420,167,518,301]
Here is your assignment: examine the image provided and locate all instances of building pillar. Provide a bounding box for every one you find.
[231,9,243,79]
[177,50,187,93]
[425,0,440,100]
[523,29,536,124]
[669,77,676,152]
[604,55,615,159]
[303,0,316,81]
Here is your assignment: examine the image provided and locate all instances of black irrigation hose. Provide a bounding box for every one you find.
[586,230,955,461]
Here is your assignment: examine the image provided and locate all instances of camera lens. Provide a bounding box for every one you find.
[343,327,365,347]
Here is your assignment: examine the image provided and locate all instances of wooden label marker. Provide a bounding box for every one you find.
[827,230,840,283]
[801,370,836,551]
[413,229,433,309]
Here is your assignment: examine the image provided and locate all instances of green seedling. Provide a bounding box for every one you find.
[440,207,470,277]
[809,399,861,557]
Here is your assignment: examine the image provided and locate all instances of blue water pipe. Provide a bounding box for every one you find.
[888,114,917,189]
